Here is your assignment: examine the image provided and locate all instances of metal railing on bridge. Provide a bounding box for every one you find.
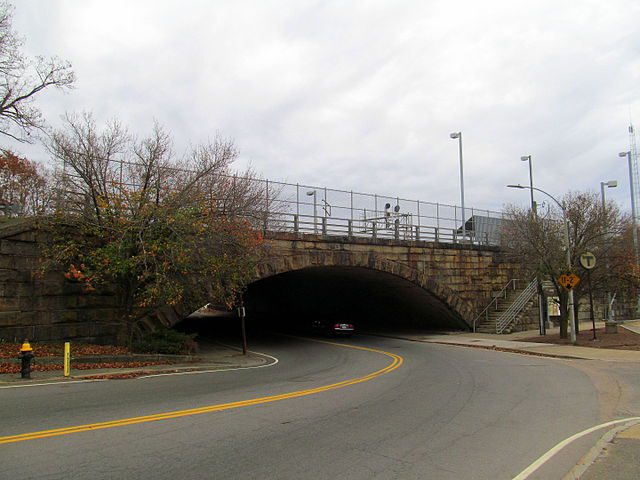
[61,158,505,246]
[260,179,505,246]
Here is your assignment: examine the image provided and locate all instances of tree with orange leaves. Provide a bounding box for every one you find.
[43,113,267,334]
[0,149,52,215]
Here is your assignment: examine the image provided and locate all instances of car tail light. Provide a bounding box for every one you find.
[334,323,354,329]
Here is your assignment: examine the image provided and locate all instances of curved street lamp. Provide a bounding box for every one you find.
[507,184,578,344]
[520,155,535,215]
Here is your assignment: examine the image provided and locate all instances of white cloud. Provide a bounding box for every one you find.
[9,0,640,212]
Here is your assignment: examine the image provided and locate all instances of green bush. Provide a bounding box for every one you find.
[132,329,198,355]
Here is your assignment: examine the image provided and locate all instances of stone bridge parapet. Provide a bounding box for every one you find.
[0,223,518,343]
[259,232,517,327]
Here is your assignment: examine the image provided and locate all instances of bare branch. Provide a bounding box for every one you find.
[0,3,75,142]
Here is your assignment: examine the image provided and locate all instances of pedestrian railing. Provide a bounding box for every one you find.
[472,279,521,332]
[495,278,538,334]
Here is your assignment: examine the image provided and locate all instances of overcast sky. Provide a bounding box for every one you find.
[10,0,640,213]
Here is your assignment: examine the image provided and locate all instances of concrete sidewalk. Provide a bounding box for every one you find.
[0,343,271,385]
[368,321,640,363]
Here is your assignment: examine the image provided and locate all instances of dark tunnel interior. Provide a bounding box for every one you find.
[243,266,468,334]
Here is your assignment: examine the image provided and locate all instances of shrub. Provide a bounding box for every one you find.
[132,329,198,355]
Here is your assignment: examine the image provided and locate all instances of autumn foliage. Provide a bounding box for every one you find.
[43,114,267,328]
[0,149,52,215]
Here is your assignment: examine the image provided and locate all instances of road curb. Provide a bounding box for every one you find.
[562,421,640,480]
[425,340,587,360]
[365,332,589,360]
[0,351,271,385]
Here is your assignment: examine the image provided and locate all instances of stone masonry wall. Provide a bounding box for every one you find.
[0,222,522,344]
[0,220,126,344]
[260,232,520,328]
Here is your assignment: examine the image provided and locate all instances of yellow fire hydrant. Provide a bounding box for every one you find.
[18,340,34,379]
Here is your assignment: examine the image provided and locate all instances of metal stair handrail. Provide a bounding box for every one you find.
[472,279,520,332]
[495,277,538,334]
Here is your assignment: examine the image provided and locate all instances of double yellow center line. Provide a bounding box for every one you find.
[0,341,403,445]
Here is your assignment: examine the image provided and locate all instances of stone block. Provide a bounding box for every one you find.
[77,294,118,309]
[36,278,65,296]
[0,256,15,269]
[0,310,37,327]
[0,268,18,282]
[12,256,39,270]
[37,309,73,324]
[0,297,21,310]
[0,240,39,256]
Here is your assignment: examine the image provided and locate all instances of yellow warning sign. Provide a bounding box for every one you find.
[558,273,581,290]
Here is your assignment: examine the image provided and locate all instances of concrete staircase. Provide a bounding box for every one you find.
[474,278,538,334]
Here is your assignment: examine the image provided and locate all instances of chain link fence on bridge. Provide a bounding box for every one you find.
[61,157,505,246]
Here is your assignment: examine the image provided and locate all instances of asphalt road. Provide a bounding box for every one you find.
[0,334,605,479]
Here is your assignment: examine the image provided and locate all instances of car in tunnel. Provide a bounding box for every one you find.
[311,319,355,336]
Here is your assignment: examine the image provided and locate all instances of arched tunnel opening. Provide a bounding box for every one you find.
[176,266,469,344]
[245,266,468,334]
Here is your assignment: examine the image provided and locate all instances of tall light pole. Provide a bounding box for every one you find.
[619,151,639,263]
[521,154,542,333]
[507,184,578,344]
[600,180,618,211]
[306,190,317,234]
[600,180,617,323]
[450,131,466,240]
[520,155,535,215]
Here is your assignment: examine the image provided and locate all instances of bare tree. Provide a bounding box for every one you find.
[502,191,637,338]
[45,113,268,327]
[0,2,75,142]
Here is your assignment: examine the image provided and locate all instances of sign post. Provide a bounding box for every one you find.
[237,296,248,355]
[580,252,597,340]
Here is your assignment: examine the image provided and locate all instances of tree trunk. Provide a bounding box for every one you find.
[559,291,568,339]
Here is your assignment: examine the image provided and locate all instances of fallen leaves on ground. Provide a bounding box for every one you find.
[521,326,640,350]
[0,361,172,375]
[0,342,131,359]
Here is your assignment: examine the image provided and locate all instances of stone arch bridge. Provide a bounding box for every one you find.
[0,222,518,343]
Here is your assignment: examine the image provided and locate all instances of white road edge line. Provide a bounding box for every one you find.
[136,350,279,379]
[0,379,109,389]
[562,422,636,480]
[513,417,640,480]
[0,351,279,388]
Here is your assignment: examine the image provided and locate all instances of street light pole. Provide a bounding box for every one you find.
[306,190,317,234]
[521,155,535,215]
[507,184,578,344]
[619,151,639,264]
[521,154,543,333]
[600,180,618,323]
[450,132,466,240]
